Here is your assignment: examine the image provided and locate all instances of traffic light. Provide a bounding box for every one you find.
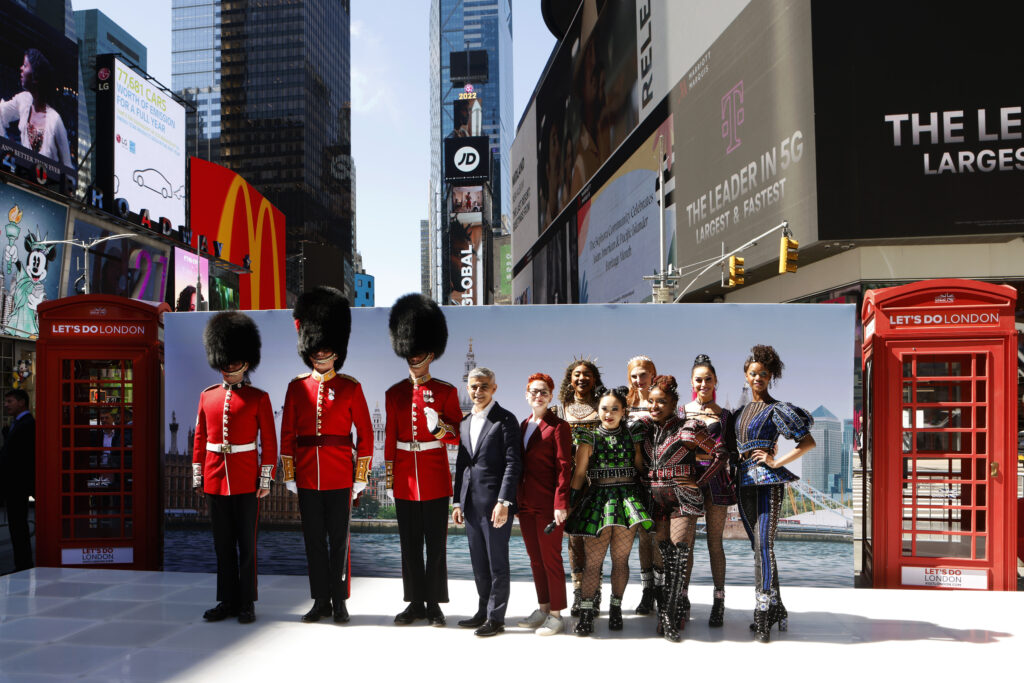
[727,255,745,287]
[779,235,799,274]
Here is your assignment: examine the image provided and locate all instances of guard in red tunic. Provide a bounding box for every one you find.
[281,286,373,624]
[385,294,462,626]
[193,312,277,624]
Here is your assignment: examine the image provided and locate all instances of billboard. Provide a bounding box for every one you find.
[164,302,856,586]
[446,185,486,306]
[811,2,1024,241]
[95,55,186,228]
[443,136,489,184]
[514,0,817,298]
[0,183,68,338]
[172,247,208,312]
[452,92,483,137]
[0,1,79,190]
[188,157,286,310]
[63,213,170,302]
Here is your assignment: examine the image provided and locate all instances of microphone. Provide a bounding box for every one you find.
[543,520,557,534]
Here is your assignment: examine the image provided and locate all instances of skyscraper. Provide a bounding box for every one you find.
[807,405,844,497]
[172,0,356,302]
[428,0,512,302]
[75,8,147,190]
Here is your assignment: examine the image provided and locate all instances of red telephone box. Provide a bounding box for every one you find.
[35,296,163,570]
[862,279,1017,590]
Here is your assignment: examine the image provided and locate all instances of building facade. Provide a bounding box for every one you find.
[806,405,844,498]
[428,0,513,302]
[172,0,357,302]
[353,272,374,308]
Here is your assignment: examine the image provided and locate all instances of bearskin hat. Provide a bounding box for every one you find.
[293,286,351,370]
[203,311,261,371]
[389,293,448,361]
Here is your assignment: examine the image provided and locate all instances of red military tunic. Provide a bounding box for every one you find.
[281,369,373,490]
[384,376,462,501]
[193,382,277,496]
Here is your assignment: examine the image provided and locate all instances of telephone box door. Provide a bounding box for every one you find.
[882,340,1008,590]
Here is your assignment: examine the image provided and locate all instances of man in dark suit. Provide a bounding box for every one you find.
[1,389,35,571]
[452,367,521,637]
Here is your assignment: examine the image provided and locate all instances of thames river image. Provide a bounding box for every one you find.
[165,528,854,588]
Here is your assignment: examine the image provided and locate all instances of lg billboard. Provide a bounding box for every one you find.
[95,55,186,229]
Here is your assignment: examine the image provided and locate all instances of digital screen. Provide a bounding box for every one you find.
[64,215,170,302]
[109,57,185,227]
[0,1,79,189]
[173,247,209,312]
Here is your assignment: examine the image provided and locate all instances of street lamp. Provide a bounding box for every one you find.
[38,233,133,295]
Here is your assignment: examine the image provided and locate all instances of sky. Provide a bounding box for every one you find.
[70,0,557,307]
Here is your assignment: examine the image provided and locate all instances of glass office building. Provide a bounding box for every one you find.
[172,0,355,301]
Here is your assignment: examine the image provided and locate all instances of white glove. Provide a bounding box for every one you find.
[386,487,395,502]
[285,480,298,494]
[423,406,439,433]
[352,481,366,500]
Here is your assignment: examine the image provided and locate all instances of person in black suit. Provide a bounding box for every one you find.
[1,389,35,571]
[452,367,521,637]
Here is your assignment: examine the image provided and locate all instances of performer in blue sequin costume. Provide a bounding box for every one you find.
[734,345,816,643]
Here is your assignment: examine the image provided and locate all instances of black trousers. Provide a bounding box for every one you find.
[209,493,259,606]
[3,488,33,571]
[395,496,449,603]
[298,487,351,603]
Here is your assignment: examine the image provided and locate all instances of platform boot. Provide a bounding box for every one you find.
[574,599,595,636]
[751,589,772,643]
[675,542,691,633]
[635,570,655,615]
[709,588,726,627]
[656,541,681,642]
[608,595,624,630]
[570,569,583,617]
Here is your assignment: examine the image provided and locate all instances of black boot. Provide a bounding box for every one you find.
[709,589,725,627]
[635,570,654,615]
[570,569,583,617]
[657,541,681,642]
[302,599,333,623]
[608,595,623,630]
[574,600,595,636]
[653,566,665,614]
[674,542,691,634]
[333,600,350,623]
[751,590,772,642]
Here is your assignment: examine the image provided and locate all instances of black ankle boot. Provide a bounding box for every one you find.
[709,589,725,627]
[574,600,595,636]
[634,585,654,615]
[608,595,623,630]
[753,606,770,642]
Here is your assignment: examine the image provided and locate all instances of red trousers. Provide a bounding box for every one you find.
[518,510,567,611]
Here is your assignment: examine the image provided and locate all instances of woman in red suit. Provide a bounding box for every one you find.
[515,372,573,636]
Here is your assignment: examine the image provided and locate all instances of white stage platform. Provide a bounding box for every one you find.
[0,568,1019,681]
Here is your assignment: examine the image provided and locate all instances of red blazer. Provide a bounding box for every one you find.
[517,410,572,514]
[193,382,277,496]
[384,376,462,501]
[280,370,373,490]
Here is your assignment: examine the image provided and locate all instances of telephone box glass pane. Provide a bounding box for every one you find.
[914,533,971,559]
[916,357,967,376]
[976,535,986,559]
[74,518,121,538]
[914,382,968,403]
[915,432,968,453]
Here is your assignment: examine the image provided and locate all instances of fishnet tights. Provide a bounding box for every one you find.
[568,535,585,576]
[582,526,637,598]
[682,503,728,590]
[655,515,698,548]
[637,531,663,572]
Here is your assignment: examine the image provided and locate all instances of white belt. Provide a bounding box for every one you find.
[207,441,257,454]
[396,440,442,451]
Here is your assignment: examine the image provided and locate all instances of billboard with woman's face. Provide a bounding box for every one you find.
[0,1,79,190]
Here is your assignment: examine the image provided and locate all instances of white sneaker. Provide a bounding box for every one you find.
[536,614,564,636]
[517,609,547,629]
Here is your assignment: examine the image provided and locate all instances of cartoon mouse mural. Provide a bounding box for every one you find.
[3,231,56,339]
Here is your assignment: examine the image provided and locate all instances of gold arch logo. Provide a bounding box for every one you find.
[214,174,284,309]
